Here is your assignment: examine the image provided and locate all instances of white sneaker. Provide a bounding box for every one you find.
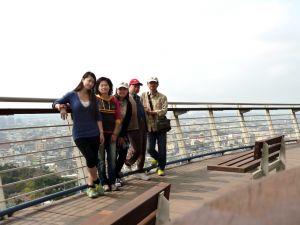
[115,178,122,187]
[103,184,110,192]
[135,172,150,181]
[111,184,118,191]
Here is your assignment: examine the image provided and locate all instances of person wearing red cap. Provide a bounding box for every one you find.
[125,78,150,181]
[129,78,143,86]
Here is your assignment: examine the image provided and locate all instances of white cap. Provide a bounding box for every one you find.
[116,82,129,89]
[147,76,159,83]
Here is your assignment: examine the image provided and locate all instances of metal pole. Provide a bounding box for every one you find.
[291,109,300,140]
[0,176,6,211]
[265,109,275,137]
[172,111,188,159]
[237,109,250,145]
[208,110,221,150]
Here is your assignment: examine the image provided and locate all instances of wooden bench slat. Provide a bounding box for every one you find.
[237,151,280,171]
[268,142,282,154]
[207,135,284,174]
[207,165,249,173]
[219,151,254,166]
[97,182,171,225]
[226,154,254,166]
[208,150,281,173]
[234,156,257,167]
[254,135,283,159]
[137,210,157,225]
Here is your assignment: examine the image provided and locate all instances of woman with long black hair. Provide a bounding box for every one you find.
[53,71,104,198]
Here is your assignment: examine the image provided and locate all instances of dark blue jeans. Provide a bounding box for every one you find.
[147,131,167,170]
[98,134,117,185]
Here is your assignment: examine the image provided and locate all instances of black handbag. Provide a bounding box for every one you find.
[156,116,171,133]
[147,93,171,133]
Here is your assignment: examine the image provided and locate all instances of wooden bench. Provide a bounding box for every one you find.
[207,135,286,178]
[170,165,300,225]
[81,182,171,225]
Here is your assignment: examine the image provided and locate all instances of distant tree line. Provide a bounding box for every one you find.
[0,164,76,206]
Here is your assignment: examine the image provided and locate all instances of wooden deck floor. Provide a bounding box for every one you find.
[2,143,300,225]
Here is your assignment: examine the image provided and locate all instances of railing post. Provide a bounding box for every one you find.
[208,109,220,150]
[172,111,188,159]
[265,109,275,136]
[66,115,87,186]
[0,176,6,211]
[237,109,250,145]
[291,109,300,140]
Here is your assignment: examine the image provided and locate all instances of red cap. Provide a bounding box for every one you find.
[129,78,143,86]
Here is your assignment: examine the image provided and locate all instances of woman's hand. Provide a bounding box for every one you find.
[56,104,68,120]
[117,137,125,147]
[111,133,117,143]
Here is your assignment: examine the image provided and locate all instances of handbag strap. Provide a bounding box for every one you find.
[147,92,154,111]
[147,93,156,119]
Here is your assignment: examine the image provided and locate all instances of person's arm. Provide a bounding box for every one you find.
[97,120,105,145]
[53,92,71,120]
[156,95,168,117]
[96,101,105,144]
[111,97,122,142]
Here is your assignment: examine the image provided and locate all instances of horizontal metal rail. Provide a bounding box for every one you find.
[2,178,83,203]
[0,185,86,218]
[0,155,80,175]
[0,135,72,145]
[0,145,75,160]
[2,97,300,105]
[0,124,71,132]
[1,167,81,188]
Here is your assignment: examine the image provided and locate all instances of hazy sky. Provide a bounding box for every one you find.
[0,0,299,103]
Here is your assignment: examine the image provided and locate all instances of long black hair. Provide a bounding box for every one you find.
[74,71,98,120]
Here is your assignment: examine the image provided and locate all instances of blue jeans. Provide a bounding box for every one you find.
[147,131,167,170]
[98,134,117,185]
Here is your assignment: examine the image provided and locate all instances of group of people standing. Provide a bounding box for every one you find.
[53,72,169,198]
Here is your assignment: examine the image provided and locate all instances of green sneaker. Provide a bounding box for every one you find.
[151,159,158,167]
[157,169,165,176]
[95,184,104,196]
[86,187,98,198]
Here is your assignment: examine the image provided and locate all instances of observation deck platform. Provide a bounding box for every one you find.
[2,143,300,225]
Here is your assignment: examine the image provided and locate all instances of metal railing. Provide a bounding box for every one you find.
[0,97,299,218]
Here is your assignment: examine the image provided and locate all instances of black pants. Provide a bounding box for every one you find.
[116,138,129,177]
[74,136,100,168]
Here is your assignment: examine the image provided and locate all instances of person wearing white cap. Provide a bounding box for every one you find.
[114,82,133,186]
[141,77,168,176]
